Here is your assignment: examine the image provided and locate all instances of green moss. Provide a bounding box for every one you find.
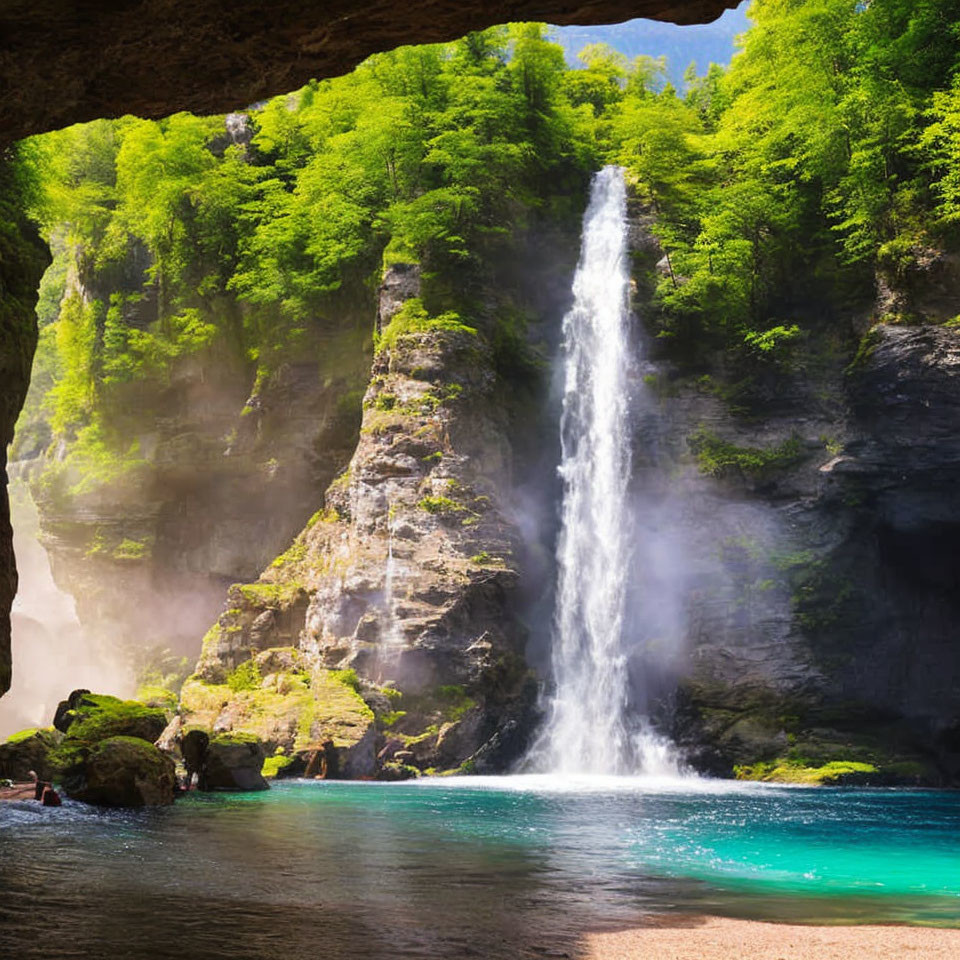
[134,685,179,710]
[307,507,340,527]
[226,659,262,693]
[379,710,406,728]
[261,753,295,778]
[846,327,882,373]
[375,298,477,356]
[210,732,261,748]
[329,668,361,694]
[5,726,42,744]
[372,392,397,411]
[237,581,304,609]
[422,451,443,463]
[689,429,804,478]
[271,539,307,569]
[112,537,150,561]
[734,759,878,785]
[435,685,476,721]
[417,495,465,515]
[64,695,166,745]
[469,551,504,566]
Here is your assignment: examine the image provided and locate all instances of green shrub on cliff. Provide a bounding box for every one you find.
[689,430,804,479]
[375,299,477,356]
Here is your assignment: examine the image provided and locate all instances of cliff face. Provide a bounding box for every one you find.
[0,163,50,696]
[621,220,960,783]
[181,224,577,774]
[25,251,371,661]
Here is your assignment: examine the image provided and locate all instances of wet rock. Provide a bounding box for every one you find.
[53,689,90,733]
[200,733,268,791]
[64,736,176,807]
[377,761,421,781]
[155,715,183,757]
[0,727,62,782]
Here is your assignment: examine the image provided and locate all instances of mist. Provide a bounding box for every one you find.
[0,479,134,739]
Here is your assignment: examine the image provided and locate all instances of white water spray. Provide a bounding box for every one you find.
[533,166,679,776]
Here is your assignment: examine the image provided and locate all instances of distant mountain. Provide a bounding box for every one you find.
[552,2,751,86]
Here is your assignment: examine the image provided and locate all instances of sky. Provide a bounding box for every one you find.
[553,1,751,86]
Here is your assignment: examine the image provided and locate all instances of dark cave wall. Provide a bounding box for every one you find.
[0,0,735,144]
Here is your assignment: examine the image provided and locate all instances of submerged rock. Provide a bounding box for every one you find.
[200,733,268,791]
[0,726,62,782]
[64,736,176,807]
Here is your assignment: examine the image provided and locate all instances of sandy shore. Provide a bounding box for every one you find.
[583,916,960,959]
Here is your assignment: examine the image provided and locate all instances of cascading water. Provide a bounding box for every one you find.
[532,165,679,777]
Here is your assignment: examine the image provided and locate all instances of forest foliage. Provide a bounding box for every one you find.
[13,1,960,490]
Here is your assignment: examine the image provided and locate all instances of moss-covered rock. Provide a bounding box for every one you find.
[733,756,935,786]
[53,690,167,744]
[377,761,421,781]
[201,733,269,791]
[261,750,295,779]
[63,736,176,807]
[0,726,63,781]
[180,650,376,777]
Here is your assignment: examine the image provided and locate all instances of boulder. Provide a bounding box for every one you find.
[64,736,176,807]
[200,733,268,791]
[53,691,167,744]
[377,761,421,781]
[0,727,62,781]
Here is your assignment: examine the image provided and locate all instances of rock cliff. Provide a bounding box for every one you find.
[622,215,960,784]
[181,218,578,775]
[22,252,371,661]
[0,161,49,697]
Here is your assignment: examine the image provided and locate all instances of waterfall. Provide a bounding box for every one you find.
[532,166,679,776]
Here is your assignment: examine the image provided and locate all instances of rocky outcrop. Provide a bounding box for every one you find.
[0,1,733,145]
[635,305,960,780]
[25,238,371,661]
[63,736,176,807]
[53,690,168,742]
[184,255,567,774]
[180,647,377,777]
[200,733,268,791]
[0,726,62,781]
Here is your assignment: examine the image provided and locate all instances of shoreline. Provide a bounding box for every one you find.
[0,782,38,802]
[583,915,960,959]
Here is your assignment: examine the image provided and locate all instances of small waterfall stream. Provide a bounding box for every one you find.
[533,166,679,776]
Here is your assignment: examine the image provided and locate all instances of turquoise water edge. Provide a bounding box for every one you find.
[1,777,958,958]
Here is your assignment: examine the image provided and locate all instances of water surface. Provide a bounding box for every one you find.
[1,776,958,959]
